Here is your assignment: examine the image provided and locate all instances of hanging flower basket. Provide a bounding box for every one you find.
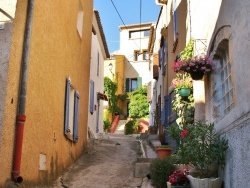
[173,54,214,80]
[190,71,204,80]
[178,88,191,97]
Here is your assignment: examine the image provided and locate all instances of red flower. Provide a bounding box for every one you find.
[169,170,190,186]
[181,129,188,138]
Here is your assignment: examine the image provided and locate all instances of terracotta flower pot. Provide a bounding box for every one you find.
[156,147,172,159]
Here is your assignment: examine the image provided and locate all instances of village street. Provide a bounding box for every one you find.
[52,133,153,188]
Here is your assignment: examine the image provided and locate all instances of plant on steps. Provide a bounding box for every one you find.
[149,157,176,188]
[124,119,140,135]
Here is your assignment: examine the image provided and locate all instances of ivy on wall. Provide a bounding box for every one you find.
[104,77,122,118]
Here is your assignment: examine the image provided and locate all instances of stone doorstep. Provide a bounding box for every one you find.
[149,139,161,151]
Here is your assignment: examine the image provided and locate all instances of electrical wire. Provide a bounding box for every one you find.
[110,0,142,49]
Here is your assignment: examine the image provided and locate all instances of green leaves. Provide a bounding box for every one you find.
[150,157,176,188]
[180,39,194,61]
[104,77,122,116]
[181,122,228,178]
[128,86,149,118]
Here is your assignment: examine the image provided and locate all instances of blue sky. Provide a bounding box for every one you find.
[94,0,160,53]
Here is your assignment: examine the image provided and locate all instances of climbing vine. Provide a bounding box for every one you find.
[104,77,121,117]
[180,39,194,61]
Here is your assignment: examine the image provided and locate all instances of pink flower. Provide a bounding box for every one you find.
[181,129,188,138]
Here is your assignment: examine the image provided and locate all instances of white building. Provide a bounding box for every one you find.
[119,23,155,92]
[88,10,109,138]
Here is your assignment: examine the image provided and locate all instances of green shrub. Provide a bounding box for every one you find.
[149,157,176,188]
[128,86,149,118]
[124,119,140,135]
[103,120,111,132]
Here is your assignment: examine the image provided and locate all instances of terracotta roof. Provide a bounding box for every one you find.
[94,10,110,58]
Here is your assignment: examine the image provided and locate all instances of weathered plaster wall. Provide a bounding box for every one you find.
[206,0,250,187]
[0,0,16,162]
[0,22,13,142]
[0,0,93,186]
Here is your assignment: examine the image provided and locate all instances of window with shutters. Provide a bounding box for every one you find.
[172,0,178,52]
[159,36,167,75]
[134,50,149,61]
[173,0,178,42]
[125,77,142,92]
[64,77,80,142]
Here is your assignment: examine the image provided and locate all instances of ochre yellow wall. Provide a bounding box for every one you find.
[0,0,93,186]
[114,55,125,95]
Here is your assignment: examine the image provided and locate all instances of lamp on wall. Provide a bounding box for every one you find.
[108,63,114,78]
[108,63,113,72]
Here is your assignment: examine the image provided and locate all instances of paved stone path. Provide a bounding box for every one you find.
[53,134,153,188]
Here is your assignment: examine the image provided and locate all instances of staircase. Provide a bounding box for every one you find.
[114,120,126,134]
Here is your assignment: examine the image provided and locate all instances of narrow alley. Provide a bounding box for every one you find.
[51,121,155,188]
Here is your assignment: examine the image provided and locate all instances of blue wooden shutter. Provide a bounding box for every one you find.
[173,0,178,42]
[64,78,70,135]
[137,77,142,88]
[126,78,130,92]
[90,80,95,114]
[158,49,161,68]
[73,91,80,142]
[161,47,165,75]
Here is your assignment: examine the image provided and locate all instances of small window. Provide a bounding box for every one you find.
[125,77,142,92]
[134,50,149,61]
[142,50,149,60]
[134,50,140,61]
[64,77,80,142]
[77,1,84,38]
[129,29,150,39]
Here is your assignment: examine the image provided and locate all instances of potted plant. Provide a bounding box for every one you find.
[167,169,190,188]
[173,54,214,80]
[172,73,192,98]
[149,157,176,188]
[172,39,214,80]
[180,121,228,188]
[156,145,173,159]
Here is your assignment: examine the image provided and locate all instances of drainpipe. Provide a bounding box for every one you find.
[12,0,35,183]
